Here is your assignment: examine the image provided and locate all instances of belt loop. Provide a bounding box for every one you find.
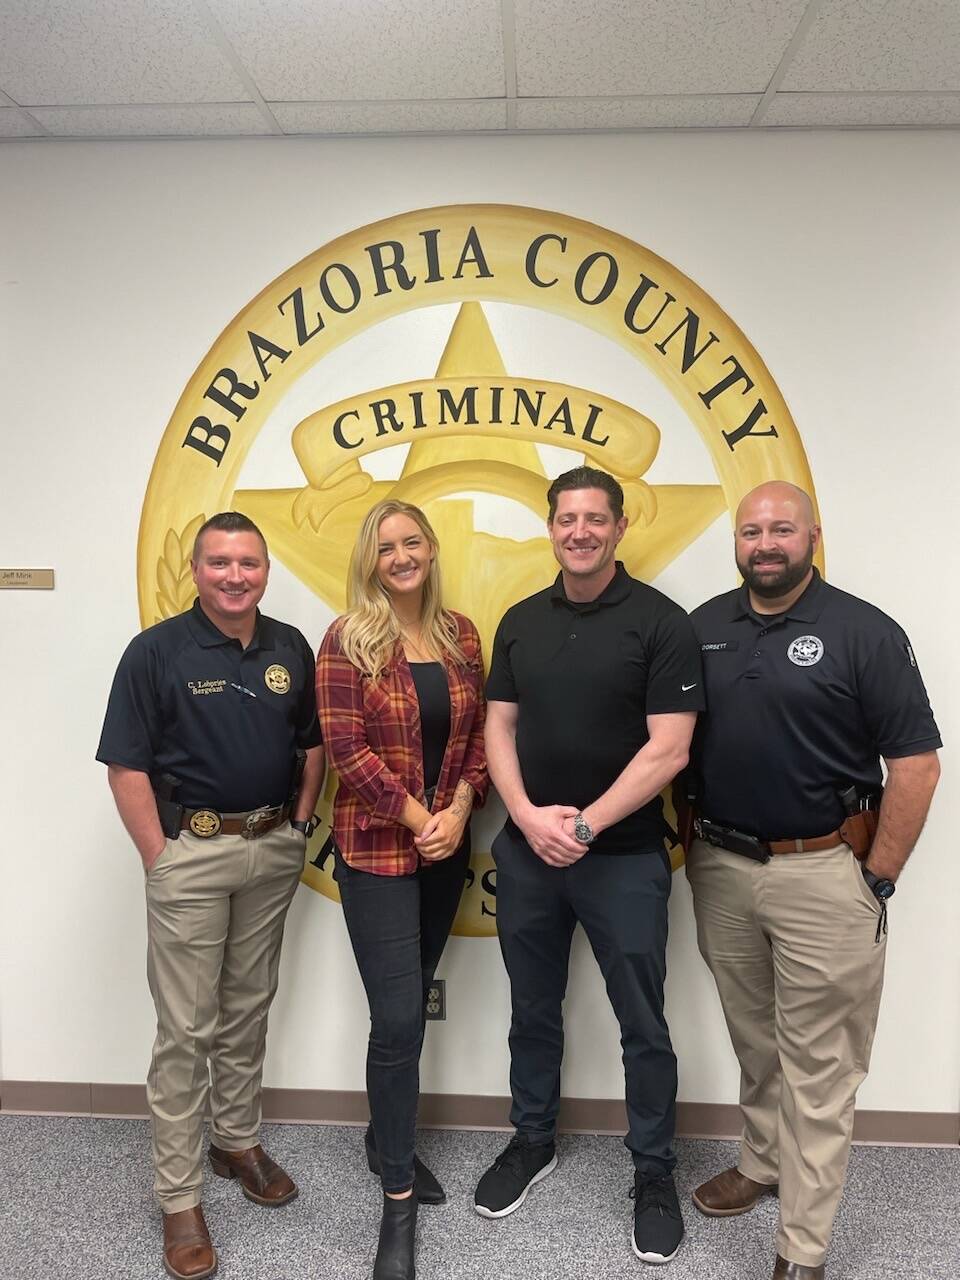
[794,839,803,853]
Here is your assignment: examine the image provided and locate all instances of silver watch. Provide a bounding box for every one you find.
[573,813,595,844]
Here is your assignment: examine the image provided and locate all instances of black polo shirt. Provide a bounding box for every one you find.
[690,569,941,840]
[486,562,704,854]
[97,600,322,812]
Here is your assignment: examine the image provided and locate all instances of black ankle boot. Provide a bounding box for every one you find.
[365,1125,446,1205]
[373,1192,417,1280]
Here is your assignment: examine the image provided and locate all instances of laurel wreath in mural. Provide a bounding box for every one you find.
[154,514,204,625]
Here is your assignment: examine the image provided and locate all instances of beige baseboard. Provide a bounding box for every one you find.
[1,1081,956,1146]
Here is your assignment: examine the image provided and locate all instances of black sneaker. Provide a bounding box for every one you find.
[631,1171,684,1264]
[474,1135,558,1218]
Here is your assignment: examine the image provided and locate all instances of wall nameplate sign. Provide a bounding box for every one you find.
[0,568,55,589]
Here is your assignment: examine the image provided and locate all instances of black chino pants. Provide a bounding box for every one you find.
[492,823,677,1176]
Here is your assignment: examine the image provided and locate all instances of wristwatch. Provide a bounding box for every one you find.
[861,865,896,902]
[572,813,596,845]
[292,815,318,838]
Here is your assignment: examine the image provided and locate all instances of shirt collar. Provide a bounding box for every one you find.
[729,567,826,625]
[186,598,273,650]
[550,561,632,612]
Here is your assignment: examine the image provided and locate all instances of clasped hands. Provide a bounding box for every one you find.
[415,807,467,861]
[518,803,592,868]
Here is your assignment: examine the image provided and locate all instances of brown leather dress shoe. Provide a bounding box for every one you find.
[692,1166,778,1216]
[208,1143,298,1206]
[162,1205,217,1280]
[773,1254,825,1279]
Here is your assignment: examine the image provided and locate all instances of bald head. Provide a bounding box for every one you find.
[735,481,816,529]
[734,481,820,607]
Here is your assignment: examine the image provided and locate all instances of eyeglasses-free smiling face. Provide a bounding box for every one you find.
[734,487,820,600]
[548,487,627,586]
[191,530,269,629]
[375,513,435,602]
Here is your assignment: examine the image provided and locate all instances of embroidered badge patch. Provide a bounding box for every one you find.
[787,635,824,667]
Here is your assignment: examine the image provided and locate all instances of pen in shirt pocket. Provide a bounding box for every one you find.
[231,682,258,699]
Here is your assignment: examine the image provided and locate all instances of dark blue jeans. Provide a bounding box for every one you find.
[334,838,469,1192]
[492,824,677,1176]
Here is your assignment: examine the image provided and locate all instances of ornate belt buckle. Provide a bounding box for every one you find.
[189,809,222,838]
[242,804,281,838]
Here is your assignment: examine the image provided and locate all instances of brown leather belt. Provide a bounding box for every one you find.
[767,830,844,854]
[181,801,294,840]
[696,816,849,863]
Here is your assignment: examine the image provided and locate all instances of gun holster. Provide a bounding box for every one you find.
[838,809,879,860]
[154,773,183,840]
[672,775,699,855]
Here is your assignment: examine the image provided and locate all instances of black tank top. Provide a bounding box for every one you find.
[409,662,451,792]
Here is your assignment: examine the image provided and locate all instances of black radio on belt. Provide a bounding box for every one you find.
[694,817,770,864]
[154,773,184,840]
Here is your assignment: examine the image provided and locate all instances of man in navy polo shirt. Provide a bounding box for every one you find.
[474,466,703,1265]
[686,482,941,1280]
[98,512,323,1280]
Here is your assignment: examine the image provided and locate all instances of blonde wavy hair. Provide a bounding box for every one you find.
[338,500,465,679]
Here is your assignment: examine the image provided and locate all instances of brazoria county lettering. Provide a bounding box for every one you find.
[292,378,660,491]
[182,218,777,468]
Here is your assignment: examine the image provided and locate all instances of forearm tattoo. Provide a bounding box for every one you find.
[450,781,474,821]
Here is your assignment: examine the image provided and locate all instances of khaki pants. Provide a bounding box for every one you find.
[144,823,305,1213]
[685,839,886,1267]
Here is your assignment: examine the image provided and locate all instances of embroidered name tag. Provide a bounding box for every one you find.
[701,641,738,652]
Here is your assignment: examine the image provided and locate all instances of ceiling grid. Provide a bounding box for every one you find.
[0,0,957,140]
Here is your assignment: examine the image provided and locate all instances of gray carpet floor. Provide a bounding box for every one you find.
[0,1117,956,1279]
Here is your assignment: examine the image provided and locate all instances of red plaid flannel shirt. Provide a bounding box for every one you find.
[315,610,488,875]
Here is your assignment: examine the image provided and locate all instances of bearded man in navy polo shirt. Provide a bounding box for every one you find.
[686,482,941,1280]
[98,512,324,1280]
[474,466,703,1265]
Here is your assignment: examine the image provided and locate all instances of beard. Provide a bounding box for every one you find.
[738,536,815,599]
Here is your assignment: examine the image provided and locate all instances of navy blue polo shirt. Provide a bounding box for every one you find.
[487,563,704,854]
[97,600,321,811]
[690,569,941,840]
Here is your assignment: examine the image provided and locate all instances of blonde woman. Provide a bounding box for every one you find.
[315,500,487,1280]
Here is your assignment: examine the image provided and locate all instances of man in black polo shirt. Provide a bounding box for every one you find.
[97,512,323,1280]
[686,481,941,1280]
[473,466,703,1265]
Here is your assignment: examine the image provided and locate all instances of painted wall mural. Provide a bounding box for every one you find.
[138,204,821,937]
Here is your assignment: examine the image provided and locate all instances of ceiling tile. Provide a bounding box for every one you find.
[206,0,505,100]
[0,108,43,137]
[273,99,506,134]
[782,0,960,91]
[30,103,273,137]
[516,95,759,129]
[0,0,246,105]
[766,92,960,127]
[514,0,809,96]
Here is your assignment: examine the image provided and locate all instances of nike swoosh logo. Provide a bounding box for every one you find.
[681,683,698,692]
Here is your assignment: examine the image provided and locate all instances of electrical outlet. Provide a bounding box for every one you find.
[425,978,446,1021]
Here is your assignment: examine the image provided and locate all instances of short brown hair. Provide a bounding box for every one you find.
[192,512,268,562]
[546,466,624,522]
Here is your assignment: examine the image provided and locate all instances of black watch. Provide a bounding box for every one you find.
[292,816,318,838]
[861,866,896,902]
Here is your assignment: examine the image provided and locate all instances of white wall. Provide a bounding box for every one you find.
[1,130,957,1114]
